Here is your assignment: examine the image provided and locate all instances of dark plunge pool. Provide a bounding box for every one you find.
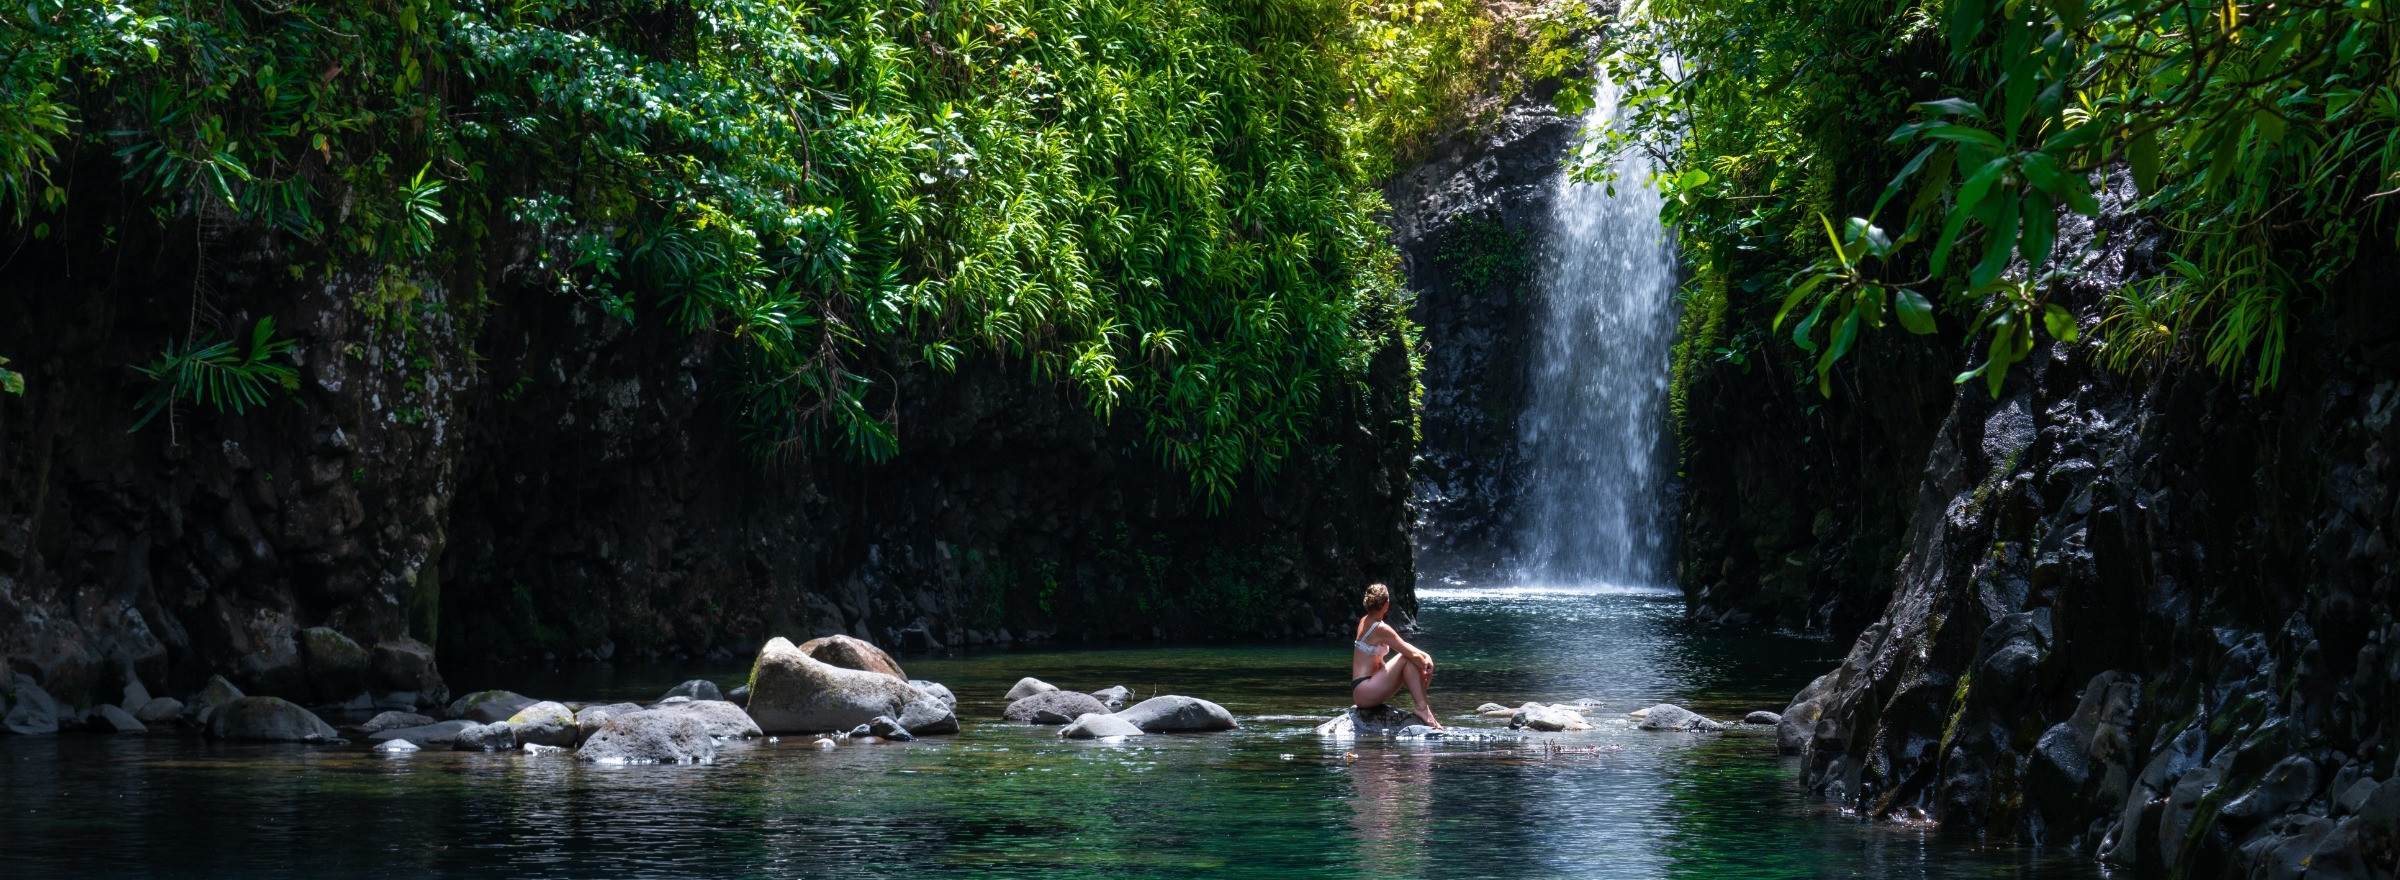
[0,585,2103,879]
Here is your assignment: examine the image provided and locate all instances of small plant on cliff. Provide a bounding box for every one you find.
[129,317,301,434]
[0,356,21,395]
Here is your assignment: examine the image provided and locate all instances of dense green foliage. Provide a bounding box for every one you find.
[0,0,1519,503]
[1608,0,2400,399]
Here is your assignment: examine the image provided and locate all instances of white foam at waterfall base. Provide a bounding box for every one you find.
[1417,581,1679,602]
[1507,72,1679,589]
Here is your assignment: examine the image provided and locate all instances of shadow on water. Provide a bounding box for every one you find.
[0,588,2099,880]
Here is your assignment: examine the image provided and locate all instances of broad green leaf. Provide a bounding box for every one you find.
[1774,273,1831,330]
[2129,130,2162,195]
[1947,0,1990,49]
[1895,288,1938,334]
[1969,195,2021,289]
[2043,303,2079,342]
[1794,297,1831,352]
[2048,0,2088,30]
[1875,144,1939,217]
[2019,190,2058,270]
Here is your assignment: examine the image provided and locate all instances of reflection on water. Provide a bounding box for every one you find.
[0,588,2100,879]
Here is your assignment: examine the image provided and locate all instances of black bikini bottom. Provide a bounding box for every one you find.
[1350,676,1371,690]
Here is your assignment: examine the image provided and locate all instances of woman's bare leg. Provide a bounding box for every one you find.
[1399,663,1441,728]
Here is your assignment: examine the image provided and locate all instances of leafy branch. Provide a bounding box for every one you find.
[130,317,300,434]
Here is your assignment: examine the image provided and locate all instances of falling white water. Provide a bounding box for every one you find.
[1508,77,1679,589]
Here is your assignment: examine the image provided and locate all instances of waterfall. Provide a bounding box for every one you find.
[1508,78,1679,589]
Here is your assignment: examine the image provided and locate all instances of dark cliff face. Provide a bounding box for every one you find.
[1777,176,2400,876]
[0,191,1415,710]
[1387,87,1576,584]
[1675,285,1953,634]
[438,291,1417,664]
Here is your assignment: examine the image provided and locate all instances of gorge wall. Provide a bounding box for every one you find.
[1729,176,2400,875]
[0,187,1416,712]
[1387,86,1575,585]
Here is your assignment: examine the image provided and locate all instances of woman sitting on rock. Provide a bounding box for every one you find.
[1351,583,1441,729]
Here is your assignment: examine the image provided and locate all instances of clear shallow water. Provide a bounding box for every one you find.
[0,587,2099,880]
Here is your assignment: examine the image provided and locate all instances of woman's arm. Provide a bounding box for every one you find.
[1373,622,1434,668]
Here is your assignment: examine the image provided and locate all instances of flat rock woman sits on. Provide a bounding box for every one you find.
[1351,583,1441,729]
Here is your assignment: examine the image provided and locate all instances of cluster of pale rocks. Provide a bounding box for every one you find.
[0,633,1249,765]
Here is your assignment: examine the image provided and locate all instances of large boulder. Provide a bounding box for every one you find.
[206,697,341,743]
[1115,696,1238,732]
[579,711,715,764]
[367,720,476,746]
[506,701,579,747]
[447,690,537,724]
[95,704,146,733]
[134,697,185,726]
[1315,705,1418,737]
[452,721,518,751]
[188,675,244,724]
[2,681,60,736]
[910,681,957,710]
[370,638,448,705]
[660,680,724,703]
[649,700,762,738]
[1634,704,1724,732]
[745,637,953,734]
[1061,713,1146,739]
[797,635,909,681]
[575,703,646,745]
[1004,677,1058,702]
[1004,690,1111,724]
[298,627,371,702]
[1511,703,1592,732]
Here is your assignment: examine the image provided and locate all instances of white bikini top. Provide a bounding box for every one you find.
[1354,622,1389,656]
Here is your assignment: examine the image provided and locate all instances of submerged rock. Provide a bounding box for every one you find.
[1004,690,1110,725]
[1475,703,1516,718]
[506,701,579,747]
[579,711,715,764]
[1004,677,1058,702]
[649,699,762,738]
[660,680,724,703]
[207,697,341,743]
[745,637,955,734]
[373,739,420,753]
[865,716,914,741]
[1634,704,1723,732]
[797,635,909,681]
[447,690,537,724]
[1115,696,1237,732]
[1060,712,1145,739]
[1744,711,1782,725]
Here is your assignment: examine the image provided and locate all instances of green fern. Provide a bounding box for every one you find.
[130,318,300,432]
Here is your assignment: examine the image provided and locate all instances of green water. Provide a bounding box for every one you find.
[0,585,2099,879]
